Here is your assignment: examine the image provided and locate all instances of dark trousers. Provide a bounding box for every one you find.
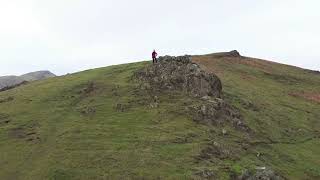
[153,57,157,63]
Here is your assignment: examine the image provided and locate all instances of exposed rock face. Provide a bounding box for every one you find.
[193,98,249,131]
[0,71,55,91]
[227,50,241,57]
[135,55,222,98]
[135,55,249,131]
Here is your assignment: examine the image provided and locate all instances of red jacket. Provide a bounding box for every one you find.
[152,51,158,58]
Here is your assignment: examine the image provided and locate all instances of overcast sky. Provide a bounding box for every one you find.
[0,0,319,76]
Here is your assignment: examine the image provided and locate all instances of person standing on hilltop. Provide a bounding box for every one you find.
[152,50,158,64]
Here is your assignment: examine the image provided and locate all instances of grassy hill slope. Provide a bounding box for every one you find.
[0,53,319,179]
[193,53,320,179]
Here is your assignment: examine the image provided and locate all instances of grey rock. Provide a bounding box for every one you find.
[208,50,242,58]
[135,55,222,98]
[228,50,241,57]
[135,55,249,131]
[222,129,227,135]
[192,99,250,131]
[237,168,283,180]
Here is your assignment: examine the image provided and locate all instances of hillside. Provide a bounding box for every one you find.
[0,71,56,90]
[0,52,319,179]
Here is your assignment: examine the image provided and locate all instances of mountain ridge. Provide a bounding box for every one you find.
[0,70,56,90]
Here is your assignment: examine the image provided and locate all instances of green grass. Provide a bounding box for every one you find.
[0,62,211,179]
[194,55,320,179]
[0,55,319,179]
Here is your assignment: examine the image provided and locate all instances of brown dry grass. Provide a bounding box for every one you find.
[192,55,223,74]
[192,55,263,81]
[289,92,320,103]
[192,55,277,74]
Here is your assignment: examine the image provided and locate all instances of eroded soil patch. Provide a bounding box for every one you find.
[289,92,320,103]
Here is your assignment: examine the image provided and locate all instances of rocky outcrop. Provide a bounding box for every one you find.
[192,97,249,131]
[135,55,249,131]
[226,50,241,57]
[208,50,242,58]
[135,55,222,98]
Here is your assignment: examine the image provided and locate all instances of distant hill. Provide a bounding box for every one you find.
[0,53,319,179]
[0,71,56,90]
